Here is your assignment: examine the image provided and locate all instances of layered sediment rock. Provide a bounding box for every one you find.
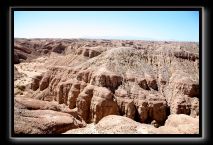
[90,87,119,123]
[14,39,199,134]
[14,96,86,134]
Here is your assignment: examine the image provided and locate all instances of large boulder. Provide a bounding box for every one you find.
[14,109,85,134]
[15,96,59,110]
[95,115,155,134]
[14,97,86,134]
[15,96,81,118]
[155,114,199,134]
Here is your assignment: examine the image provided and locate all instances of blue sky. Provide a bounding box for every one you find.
[14,11,199,42]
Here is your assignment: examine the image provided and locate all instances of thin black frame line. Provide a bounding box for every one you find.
[11,6,204,8]
[199,8,202,137]
[11,7,202,11]
[10,7,203,139]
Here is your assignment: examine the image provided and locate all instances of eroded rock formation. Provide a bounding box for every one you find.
[14,38,199,134]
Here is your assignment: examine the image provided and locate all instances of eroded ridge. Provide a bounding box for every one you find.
[14,38,199,134]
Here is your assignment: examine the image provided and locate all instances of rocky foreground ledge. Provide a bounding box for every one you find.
[64,115,199,134]
[14,39,199,134]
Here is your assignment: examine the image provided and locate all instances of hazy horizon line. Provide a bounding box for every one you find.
[14,37,199,43]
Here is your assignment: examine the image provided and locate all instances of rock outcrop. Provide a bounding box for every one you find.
[14,96,86,134]
[14,39,199,134]
[31,75,43,91]
[90,68,122,92]
[90,87,119,123]
[155,114,199,134]
[64,114,199,134]
[77,47,101,58]
[52,43,66,54]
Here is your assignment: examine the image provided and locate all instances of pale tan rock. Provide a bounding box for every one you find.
[90,68,122,91]
[64,115,198,134]
[77,69,92,83]
[170,95,191,115]
[76,85,95,122]
[95,115,155,134]
[14,97,86,134]
[161,114,199,134]
[14,108,85,134]
[190,97,199,117]
[90,87,119,123]
[14,39,199,134]
[15,96,79,116]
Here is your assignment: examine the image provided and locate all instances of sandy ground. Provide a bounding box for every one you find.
[63,123,98,134]
[14,56,49,87]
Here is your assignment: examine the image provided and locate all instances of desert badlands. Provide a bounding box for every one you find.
[14,38,199,134]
